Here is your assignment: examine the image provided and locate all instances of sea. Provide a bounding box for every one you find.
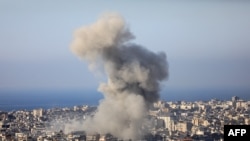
[0,88,249,112]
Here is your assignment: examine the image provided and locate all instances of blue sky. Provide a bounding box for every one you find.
[1,0,250,92]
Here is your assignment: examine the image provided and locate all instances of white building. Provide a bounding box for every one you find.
[33,108,43,117]
[158,115,175,131]
[175,121,188,133]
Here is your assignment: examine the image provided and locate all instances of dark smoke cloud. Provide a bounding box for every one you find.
[70,13,168,140]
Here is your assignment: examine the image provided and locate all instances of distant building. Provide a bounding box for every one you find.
[232,96,239,102]
[33,108,43,117]
[245,118,250,124]
[86,133,100,141]
[232,96,240,109]
[192,117,200,126]
[99,134,117,141]
[15,133,27,141]
[236,100,247,109]
[0,121,3,129]
[158,114,175,131]
[176,121,188,132]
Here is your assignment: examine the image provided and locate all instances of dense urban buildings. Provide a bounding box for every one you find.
[0,96,249,141]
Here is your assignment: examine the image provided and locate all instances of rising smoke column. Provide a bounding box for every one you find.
[70,13,168,140]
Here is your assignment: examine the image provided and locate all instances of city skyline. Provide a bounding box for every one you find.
[0,96,249,140]
[1,1,250,94]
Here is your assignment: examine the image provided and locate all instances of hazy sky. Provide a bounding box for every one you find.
[1,0,250,91]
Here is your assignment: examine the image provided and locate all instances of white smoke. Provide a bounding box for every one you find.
[70,13,168,140]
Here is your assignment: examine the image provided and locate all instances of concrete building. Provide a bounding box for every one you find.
[33,109,43,117]
[158,115,175,131]
[86,133,100,141]
[15,133,27,141]
[232,96,239,102]
[236,100,247,109]
[175,121,188,133]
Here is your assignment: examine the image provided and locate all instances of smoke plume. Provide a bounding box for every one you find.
[70,13,168,140]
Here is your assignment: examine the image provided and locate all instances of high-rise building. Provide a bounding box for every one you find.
[232,96,239,102]
[232,96,240,109]
[158,115,175,131]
